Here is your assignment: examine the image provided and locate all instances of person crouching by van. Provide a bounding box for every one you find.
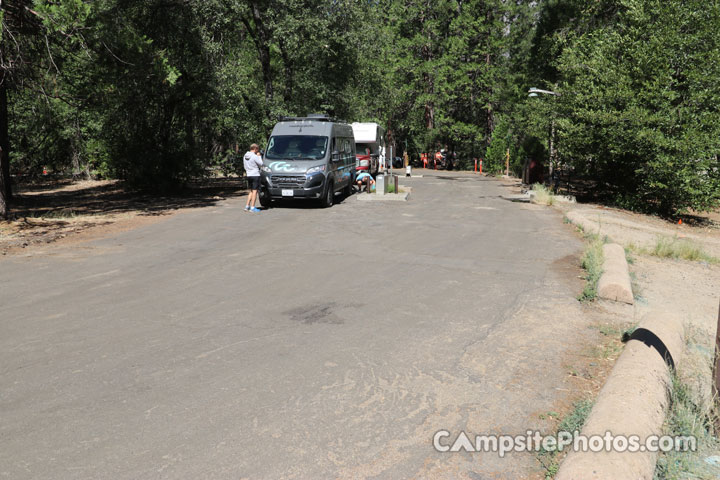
[355,171,375,193]
[243,144,264,213]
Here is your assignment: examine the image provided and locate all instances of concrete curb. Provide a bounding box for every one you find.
[501,194,531,203]
[565,210,601,236]
[597,243,634,304]
[356,191,410,202]
[555,312,684,480]
[565,211,634,304]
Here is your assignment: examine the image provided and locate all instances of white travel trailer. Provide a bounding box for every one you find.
[351,122,386,176]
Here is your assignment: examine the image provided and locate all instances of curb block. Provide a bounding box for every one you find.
[356,192,410,202]
[597,243,634,304]
[555,312,685,480]
[566,210,600,235]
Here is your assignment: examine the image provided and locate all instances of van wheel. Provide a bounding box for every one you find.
[259,186,272,208]
[321,180,334,208]
[344,177,353,197]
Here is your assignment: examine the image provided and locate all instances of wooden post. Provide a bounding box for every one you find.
[505,148,510,176]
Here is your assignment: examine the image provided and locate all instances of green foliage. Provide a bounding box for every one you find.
[538,398,594,479]
[546,0,720,214]
[628,236,719,263]
[4,0,719,215]
[578,236,605,302]
[531,183,555,206]
[557,398,594,436]
[654,373,719,479]
[484,115,511,174]
[483,114,530,176]
[34,0,91,36]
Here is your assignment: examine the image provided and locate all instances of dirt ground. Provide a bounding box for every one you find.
[553,194,720,437]
[495,176,720,476]
[558,203,720,258]
[552,199,720,368]
[0,178,248,255]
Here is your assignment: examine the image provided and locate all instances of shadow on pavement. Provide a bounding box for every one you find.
[266,192,352,210]
[11,177,248,219]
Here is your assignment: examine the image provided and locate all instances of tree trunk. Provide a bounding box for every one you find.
[250,1,273,103]
[0,73,10,219]
[423,71,434,130]
[485,8,494,142]
[71,117,82,180]
[485,51,494,141]
[278,41,294,103]
[422,13,434,131]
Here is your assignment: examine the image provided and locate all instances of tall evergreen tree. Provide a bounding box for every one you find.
[550,0,720,213]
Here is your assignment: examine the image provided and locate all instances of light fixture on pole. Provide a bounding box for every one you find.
[528,87,560,97]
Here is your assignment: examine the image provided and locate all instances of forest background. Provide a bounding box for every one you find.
[1,0,719,217]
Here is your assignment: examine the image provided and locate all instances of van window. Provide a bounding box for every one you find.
[266,135,328,160]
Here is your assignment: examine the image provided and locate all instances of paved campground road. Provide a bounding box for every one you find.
[1,172,590,479]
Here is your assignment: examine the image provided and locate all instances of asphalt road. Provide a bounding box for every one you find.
[1,171,587,479]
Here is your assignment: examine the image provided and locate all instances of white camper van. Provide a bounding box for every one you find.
[351,122,386,176]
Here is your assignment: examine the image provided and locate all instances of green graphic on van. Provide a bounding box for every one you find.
[268,161,303,173]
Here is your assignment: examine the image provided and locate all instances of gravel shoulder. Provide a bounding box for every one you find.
[559,197,720,474]
[557,200,720,361]
[0,178,247,255]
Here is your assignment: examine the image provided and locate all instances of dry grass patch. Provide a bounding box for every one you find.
[628,236,718,263]
[531,183,556,206]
